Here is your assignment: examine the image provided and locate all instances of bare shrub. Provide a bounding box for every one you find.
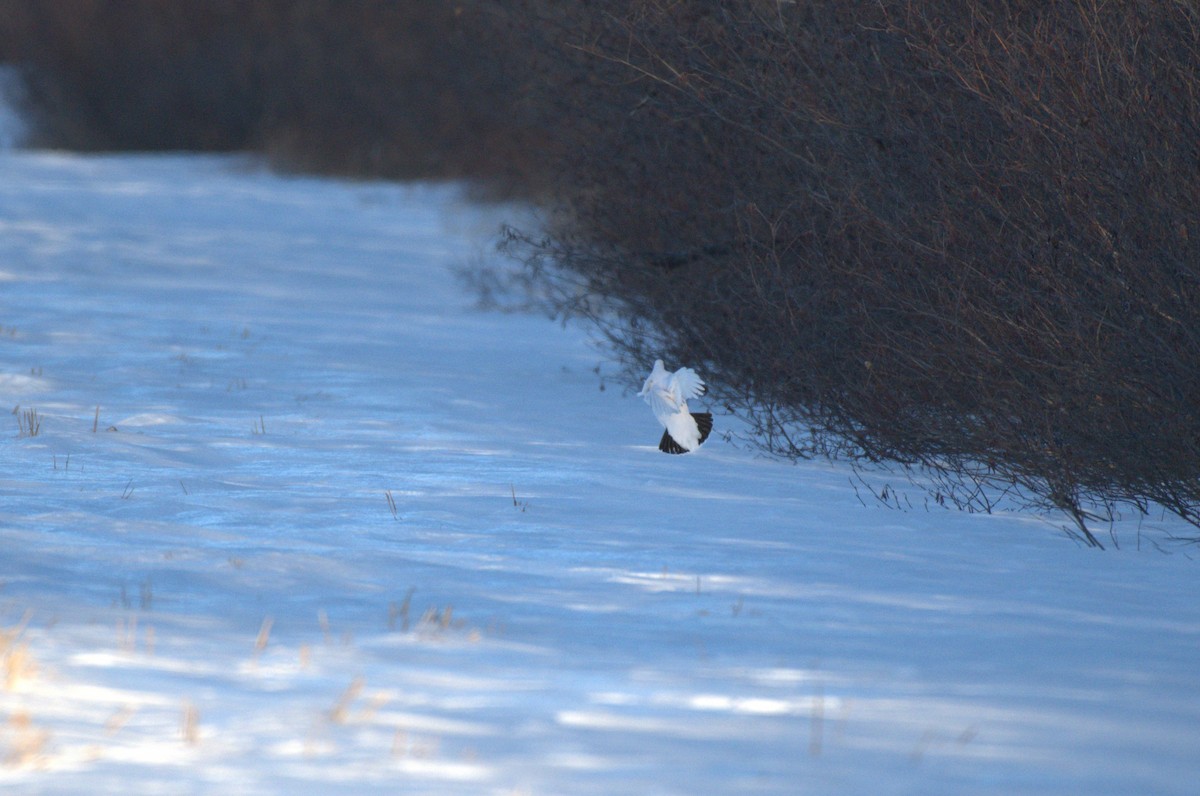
[0,1,263,150]
[488,1,1200,542]
[0,0,541,183]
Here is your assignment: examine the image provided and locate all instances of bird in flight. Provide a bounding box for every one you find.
[637,359,713,454]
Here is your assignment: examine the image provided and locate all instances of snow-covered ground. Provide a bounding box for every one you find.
[0,144,1198,795]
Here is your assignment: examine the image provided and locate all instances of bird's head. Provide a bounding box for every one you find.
[637,359,667,397]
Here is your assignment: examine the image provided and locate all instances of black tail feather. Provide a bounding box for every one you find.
[659,429,687,454]
[657,412,714,454]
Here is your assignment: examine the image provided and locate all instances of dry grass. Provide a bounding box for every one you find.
[1,614,35,690]
[327,676,364,725]
[4,710,49,767]
[388,588,415,632]
[13,405,39,438]
[1,615,45,768]
[103,705,136,736]
[181,701,199,745]
[254,617,273,657]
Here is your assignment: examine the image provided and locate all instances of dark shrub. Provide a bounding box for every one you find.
[0,1,264,150]
[0,0,539,182]
[488,0,1200,543]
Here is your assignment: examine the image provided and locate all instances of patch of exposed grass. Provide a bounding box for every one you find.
[1,613,35,690]
[12,405,39,437]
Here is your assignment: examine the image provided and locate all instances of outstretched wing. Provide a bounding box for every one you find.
[669,367,706,401]
[644,383,682,427]
[640,360,706,431]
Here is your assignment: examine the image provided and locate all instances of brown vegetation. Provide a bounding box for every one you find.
[488,1,1200,542]
[0,0,539,181]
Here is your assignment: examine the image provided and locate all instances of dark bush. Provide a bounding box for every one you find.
[0,0,540,182]
[486,0,1200,543]
[0,1,264,150]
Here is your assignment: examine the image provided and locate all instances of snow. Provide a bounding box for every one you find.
[0,146,1198,795]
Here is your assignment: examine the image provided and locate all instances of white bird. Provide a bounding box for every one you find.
[637,359,713,454]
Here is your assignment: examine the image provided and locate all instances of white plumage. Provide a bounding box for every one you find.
[637,359,713,454]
